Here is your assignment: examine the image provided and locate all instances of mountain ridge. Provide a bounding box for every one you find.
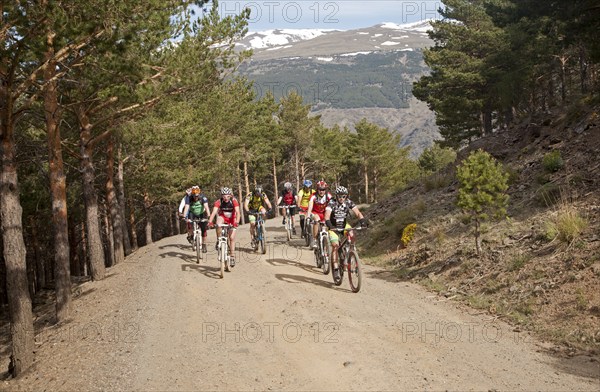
[237,20,440,155]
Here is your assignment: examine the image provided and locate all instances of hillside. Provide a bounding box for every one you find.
[363,102,600,357]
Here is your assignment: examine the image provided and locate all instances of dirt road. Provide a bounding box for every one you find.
[3,219,598,391]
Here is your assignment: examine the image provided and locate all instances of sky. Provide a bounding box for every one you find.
[201,1,443,31]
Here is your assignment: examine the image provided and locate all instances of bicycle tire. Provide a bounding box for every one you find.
[322,236,331,276]
[195,235,202,264]
[218,243,225,278]
[304,221,311,247]
[259,225,266,254]
[348,250,363,293]
[252,228,259,252]
[222,242,230,272]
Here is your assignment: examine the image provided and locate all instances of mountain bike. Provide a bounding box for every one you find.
[331,226,366,293]
[248,211,267,255]
[313,221,331,275]
[189,217,208,264]
[216,224,235,278]
[281,205,297,241]
[303,214,314,247]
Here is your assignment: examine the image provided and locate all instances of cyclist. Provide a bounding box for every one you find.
[306,180,332,248]
[324,185,368,281]
[208,187,241,266]
[244,185,272,245]
[277,181,297,235]
[297,179,315,238]
[178,187,192,218]
[182,186,210,252]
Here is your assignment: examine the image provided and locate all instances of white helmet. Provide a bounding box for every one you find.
[284,182,292,190]
[221,187,233,195]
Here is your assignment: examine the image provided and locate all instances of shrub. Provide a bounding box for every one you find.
[401,223,417,248]
[545,203,588,244]
[542,150,564,172]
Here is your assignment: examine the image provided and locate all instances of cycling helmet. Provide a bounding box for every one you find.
[221,187,233,195]
[316,180,328,190]
[335,185,348,195]
[191,185,200,195]
[284,182,292,190]
[303,179,313,188]
[254,185,263,195]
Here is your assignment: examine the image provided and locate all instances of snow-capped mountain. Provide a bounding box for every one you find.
[237,20,439,155]
[237,20,433,59]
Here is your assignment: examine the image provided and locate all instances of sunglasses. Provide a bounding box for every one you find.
[337,195,347,199]
[318,188,326,191]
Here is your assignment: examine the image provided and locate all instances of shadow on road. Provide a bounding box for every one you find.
[180,263,223,280]
[265,257,323,275]
[274,273,346,291]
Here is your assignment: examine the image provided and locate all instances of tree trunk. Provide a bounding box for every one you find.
[28,216,46,290]
[68,217,81,277]
[106,136,124,264]
[0,113,35,377]
[237,165,245,225]
[294,145,300,191]
[80,221,88,276]
[143,189,153,245]
[103,201,115,267]
[117,144,132,255]
[272,154,279,217]
[44,30,72,321]
[243,148,250,196]
[128,196,139,251]
[79,111,106,280]
[363,162,369,204]
[475,218,482,256]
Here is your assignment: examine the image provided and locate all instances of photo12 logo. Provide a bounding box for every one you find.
[220,1,341,27]
[218,1,442,28]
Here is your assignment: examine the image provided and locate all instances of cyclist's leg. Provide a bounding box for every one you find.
[299,209,306,234]
[329,230,340,268]
[312,213,321,239]
[248,211,257,238]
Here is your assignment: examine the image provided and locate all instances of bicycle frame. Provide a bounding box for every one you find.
[314,222,331,275]
[216,224,233,278]
[190,218,207,263]
[248,211,267,254]
[281,205,296,241]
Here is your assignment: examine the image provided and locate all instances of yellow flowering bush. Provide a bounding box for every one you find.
[401,223,417,248]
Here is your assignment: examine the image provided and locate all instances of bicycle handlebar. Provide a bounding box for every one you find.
[330,226,367,232]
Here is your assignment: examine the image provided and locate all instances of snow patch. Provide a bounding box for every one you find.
[381,41,400,46]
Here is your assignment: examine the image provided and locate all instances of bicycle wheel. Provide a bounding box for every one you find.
[252,229,259,252]
[322,237,331,276]
[259,226,266,254]
[286,219,291,241]
[222,243,230,272]
[314,243,322,268]
[347,251,363,293]
[195,236,202,263]
[218,243,225,278]
[304,221,311,247]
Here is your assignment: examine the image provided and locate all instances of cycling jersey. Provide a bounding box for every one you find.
[246,192,267,211]
[326,199,356,229]
[214,197,239,219]
[297,188,315,209]
[280,189,296,205]
[310,192,332,215]
[188,195,208,216]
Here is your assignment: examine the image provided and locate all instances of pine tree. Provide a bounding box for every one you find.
[456,149,509,255]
